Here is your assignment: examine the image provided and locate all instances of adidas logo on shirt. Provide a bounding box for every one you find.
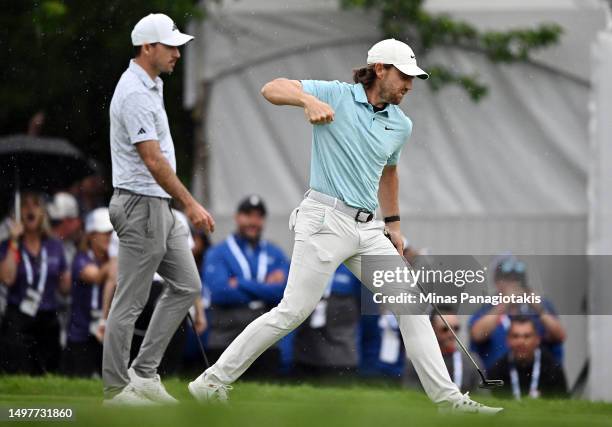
[137,128,146,135]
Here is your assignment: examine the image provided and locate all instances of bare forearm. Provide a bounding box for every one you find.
[378,166,404,254]
[80,262,110,285]
[471,306,505,342]
[0,255,17,285]
[261,78,311,106]
[194,296,204,317]
[378,167,400,218]
[145,153,194,206]
[540,313,566,342]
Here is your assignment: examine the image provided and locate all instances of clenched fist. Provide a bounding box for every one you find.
[303,96,335,125]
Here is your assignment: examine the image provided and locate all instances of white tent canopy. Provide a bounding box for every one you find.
[184,0,610,398]
[185,0,605,253]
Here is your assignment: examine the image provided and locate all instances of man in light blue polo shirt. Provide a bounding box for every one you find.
[301,78,412,214]
[189,39,502,414]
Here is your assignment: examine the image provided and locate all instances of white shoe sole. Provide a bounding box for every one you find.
[188,381,207,402]
[439,406,504,415]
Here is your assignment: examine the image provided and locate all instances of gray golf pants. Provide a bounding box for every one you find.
[103,189,200,397]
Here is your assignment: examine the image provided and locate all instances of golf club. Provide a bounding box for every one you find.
[186,312,210,370]
[400,254,503,389]
[386,232,503,389]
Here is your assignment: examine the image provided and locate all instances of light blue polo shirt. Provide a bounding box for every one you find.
[300,80,412,212]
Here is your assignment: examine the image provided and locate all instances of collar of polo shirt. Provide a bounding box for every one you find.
[129,60,162,90]
[353,83,389,114]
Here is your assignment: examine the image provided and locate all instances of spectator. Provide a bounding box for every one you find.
[62,208,114,377]
[404,307,483,394]
[0,191,70,374]
[489,316,568,399]
[469,258,566,370]
[293,264,361,378]
[359,310,405,381]
[73,175,107,217]
[203,195,290,378]
[47,191,82,350]
[47,192,82,266]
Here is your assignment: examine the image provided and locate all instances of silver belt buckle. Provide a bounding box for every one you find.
[355,209,373,223]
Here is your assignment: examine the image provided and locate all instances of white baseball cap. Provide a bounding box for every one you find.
[85,208,113,234]
[47,192,79,221]
[131,13,194,47]
[367,39,429,80]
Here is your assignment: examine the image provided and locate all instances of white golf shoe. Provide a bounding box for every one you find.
[127,367,179,404]
[439,392,504,415]
[188,373,233,403]
[102,384,157,407]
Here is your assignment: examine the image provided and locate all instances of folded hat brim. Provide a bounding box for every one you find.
[160,32,194,47]
[395,63,429,80]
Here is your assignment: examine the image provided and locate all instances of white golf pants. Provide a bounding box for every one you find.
[205,196,462,403]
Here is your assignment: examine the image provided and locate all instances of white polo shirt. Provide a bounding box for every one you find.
[109,60,176,198]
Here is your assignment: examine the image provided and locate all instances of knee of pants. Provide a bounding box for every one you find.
[107,297,148,327]
[167,277,201,299]
[270,303,316,332]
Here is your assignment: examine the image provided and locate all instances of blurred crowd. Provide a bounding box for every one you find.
[0,184,569,400]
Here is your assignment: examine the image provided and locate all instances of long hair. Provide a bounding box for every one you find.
[352,64,392,89]
[19,191,52,240]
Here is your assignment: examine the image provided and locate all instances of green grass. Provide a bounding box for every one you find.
[1,375,611,427]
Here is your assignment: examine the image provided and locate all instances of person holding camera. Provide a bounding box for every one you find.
[469,258,566,371]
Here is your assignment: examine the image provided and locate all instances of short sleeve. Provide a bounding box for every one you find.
[300,80,345,105]
[387,117,413,165]
[386,145,404,166]
[121,93,159,144]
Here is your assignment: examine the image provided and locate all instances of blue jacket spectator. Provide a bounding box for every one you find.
[469,258,565,371]
[202,195,290,378]
[359,311,405,380]
[204,234,288,307]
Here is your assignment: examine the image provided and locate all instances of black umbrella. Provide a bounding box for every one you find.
[0,134,99,218]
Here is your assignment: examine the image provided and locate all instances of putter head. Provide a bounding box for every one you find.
[479,379,504,389]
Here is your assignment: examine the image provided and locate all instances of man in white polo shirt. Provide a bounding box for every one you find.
[103,13,214,405]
